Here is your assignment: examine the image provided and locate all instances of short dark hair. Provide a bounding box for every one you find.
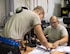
[33,6,45,14]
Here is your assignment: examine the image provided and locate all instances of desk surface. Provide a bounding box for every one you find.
[21,46,35,54]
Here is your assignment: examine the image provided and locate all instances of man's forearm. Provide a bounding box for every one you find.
[34,25,48,48]
[55,36,68,45]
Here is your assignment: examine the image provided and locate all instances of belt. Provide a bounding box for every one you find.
[0,36,20,46]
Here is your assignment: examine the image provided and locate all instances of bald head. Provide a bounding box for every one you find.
[50,16,59,28]
[50,16,59,22]
[50,16,58,21]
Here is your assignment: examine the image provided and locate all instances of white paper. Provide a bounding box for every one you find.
[51,46,70,53]
[28,45,70,54]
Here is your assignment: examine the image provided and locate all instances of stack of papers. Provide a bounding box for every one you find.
[29,45,70,54]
